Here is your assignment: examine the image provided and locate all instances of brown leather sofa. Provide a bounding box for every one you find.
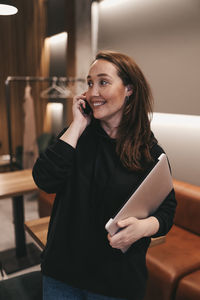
[175,270,200,300]
[38,189,55,218]
[144,179,200,300]
[37,179,200,300]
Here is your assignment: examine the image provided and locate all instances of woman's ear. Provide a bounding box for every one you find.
[125,84,133,96]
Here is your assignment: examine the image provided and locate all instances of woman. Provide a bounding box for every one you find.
[33,50,176,300]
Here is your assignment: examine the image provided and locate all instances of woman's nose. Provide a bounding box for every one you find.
[90,84,99,97]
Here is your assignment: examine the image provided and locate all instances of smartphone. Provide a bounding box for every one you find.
[81,100,92,115]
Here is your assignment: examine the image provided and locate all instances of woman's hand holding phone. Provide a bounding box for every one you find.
[59,93,92,148]
[72,93,92,132]
[80,100,92,115]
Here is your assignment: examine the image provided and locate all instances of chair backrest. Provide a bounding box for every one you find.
[38,189,55,217]
[173,179,200,236]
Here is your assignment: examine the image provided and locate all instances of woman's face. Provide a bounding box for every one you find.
[86,59,130,125]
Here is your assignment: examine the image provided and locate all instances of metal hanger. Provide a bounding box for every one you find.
[40,77,71,99]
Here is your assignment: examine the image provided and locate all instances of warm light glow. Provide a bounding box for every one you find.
[48,102,63,114]
[151,113,200,130]
[0,4,18,15]
[99,0,130,9]
[45,103,64,134]
[49,32,68,45]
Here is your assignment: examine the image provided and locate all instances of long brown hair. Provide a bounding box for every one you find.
[95,50,157,171]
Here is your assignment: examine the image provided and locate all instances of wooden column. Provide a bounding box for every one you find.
[65,0,92,125]
[0,0,48,155]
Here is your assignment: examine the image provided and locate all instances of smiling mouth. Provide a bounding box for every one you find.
[92,101,106,107]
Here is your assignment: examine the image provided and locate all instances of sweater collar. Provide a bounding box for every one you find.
[91,118,116,142]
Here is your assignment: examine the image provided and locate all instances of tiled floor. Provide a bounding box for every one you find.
[0,192,41,280]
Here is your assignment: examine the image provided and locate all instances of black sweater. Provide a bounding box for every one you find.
[32,120,177,300]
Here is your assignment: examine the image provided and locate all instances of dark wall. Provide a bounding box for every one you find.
[47,0,66,37]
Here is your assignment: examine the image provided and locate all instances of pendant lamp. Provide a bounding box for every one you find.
[0,0,18,16]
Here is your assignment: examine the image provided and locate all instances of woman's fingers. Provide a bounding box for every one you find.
[117,217,137,228]
[72,95,85,114]
[73,94,86,105]
[71,94,92,128]
[73,94,89,115]
[108,217,143,250]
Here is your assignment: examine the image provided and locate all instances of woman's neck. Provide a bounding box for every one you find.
[100,119,119,138]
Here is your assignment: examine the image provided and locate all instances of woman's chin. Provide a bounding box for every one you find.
[93,111,105,120]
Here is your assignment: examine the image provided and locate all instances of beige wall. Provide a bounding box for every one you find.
[97,0,200,115]
[95,0,200,185]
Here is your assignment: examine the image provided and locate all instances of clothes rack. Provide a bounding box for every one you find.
[5,76,85,169]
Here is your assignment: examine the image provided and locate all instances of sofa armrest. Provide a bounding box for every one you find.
[173,179,200,235]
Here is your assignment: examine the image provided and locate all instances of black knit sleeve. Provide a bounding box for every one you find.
[32,138,75,194]
[150,143,177,237]
[151,188,177,237]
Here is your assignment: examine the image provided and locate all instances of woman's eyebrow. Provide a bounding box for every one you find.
[87,73,112,79]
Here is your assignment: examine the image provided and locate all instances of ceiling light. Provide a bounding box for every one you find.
[0,1,18,16]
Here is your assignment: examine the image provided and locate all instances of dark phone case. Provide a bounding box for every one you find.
[81,101,92,115]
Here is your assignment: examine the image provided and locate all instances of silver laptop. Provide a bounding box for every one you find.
[105,153,173,247]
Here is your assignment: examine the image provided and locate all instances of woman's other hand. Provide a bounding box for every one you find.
[107,216,159,250]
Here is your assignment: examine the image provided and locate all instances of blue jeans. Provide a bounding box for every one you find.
[43,275,126,300]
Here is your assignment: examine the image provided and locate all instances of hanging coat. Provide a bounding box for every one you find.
[23,85,39,169]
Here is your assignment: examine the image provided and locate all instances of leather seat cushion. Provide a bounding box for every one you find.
[175,270,200,300]
[144,225,200,300]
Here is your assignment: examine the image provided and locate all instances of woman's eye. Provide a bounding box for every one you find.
[87,81,93,87]
[100,80,108,86]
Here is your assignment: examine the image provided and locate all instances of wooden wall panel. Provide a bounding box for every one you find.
[0,0,48,155]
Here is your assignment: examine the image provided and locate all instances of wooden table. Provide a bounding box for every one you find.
[25,216,166,250]
[0,169,39,273]
[0,169,37,199]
